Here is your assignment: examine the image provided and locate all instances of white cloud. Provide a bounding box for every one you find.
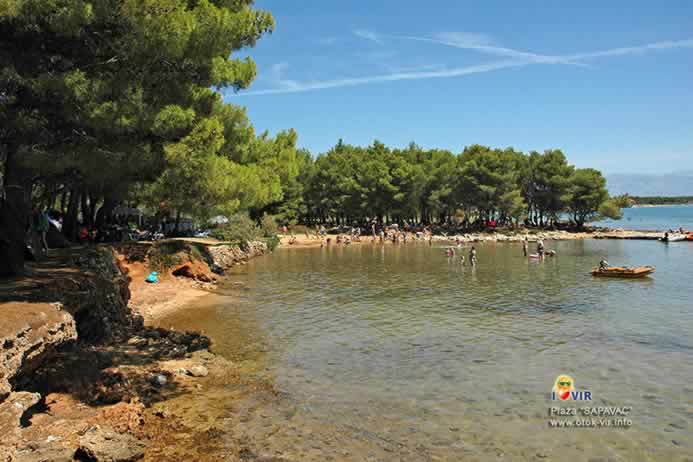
[397,32,585,66]
[436,32,493,47]
[566,38,693,60]
[233,38,693,97]
[269,62,300,90]
[382,63,446,74]
[235,60,526,96]
[353,29,384,45]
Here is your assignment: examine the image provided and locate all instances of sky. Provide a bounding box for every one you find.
[223,1,693,174]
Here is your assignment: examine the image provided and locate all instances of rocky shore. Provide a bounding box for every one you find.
[0,240,271,461]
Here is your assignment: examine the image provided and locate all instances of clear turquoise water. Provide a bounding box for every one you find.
[594,205,693,231]
[166,240,693,461]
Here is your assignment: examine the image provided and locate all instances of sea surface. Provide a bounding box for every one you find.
[165,240,693,461]
[593,204,693,231]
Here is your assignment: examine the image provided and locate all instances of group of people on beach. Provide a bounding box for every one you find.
[313,222,435,247]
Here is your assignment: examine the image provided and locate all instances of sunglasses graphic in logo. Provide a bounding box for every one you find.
[551,375,592,401]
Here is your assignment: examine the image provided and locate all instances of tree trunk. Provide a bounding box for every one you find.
[63,187,80,242]
[88,192,98,226]
[0,146,31,276]
[95,195,117,229]
[60,187,67,215]
[80,186,91,228]
[174,210,181,233]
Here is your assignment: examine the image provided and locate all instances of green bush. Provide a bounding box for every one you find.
[210,213,261,248]
[147,240,185,270]
[285,224,314,236]
[260,214,278,237]
[597,200,624,221]
[147,240,212,270]
[263,235,280,251]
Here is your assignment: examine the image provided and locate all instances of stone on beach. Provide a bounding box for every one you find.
[187,365,209,377]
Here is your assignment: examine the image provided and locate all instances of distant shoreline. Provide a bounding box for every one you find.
[631,203,693,208]
[278,228,675,247]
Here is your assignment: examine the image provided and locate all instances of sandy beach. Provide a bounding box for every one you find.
[278,228,668,248]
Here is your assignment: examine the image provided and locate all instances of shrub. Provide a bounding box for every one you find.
[147,240,211,270]
[597,200,624,221]
[147,240,185,270]
[263,235,280,251]
[210,213,261,248]
[260,214,278,237]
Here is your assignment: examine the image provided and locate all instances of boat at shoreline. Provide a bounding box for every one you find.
[659,234,687,242]
[591,266,655,278]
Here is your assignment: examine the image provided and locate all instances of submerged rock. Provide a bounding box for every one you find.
[75,426,145,462]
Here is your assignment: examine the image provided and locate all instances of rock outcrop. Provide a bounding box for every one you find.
[0,303,76,401]
[1,246,139,457]
[75,426,146,462]
[171,261,216,283]
[1,239,272,460]
[0,391,41,441]
[207,240,268,269]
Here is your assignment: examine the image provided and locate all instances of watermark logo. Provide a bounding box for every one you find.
[551,374,592,401]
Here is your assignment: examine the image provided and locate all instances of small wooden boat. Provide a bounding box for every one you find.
[591,266,655,278]
[660,234,687,242]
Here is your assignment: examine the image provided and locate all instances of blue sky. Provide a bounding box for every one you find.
[223,1,693,174]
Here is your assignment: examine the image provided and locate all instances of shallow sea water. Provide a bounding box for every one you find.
[165,240,693,461]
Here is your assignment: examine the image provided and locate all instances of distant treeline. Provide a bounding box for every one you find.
[629,196,693,206]
[295,142,621,229]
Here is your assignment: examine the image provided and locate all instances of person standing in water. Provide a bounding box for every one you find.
[469,246,477,266]
[522,238,528,257]
[537,239,545,258]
